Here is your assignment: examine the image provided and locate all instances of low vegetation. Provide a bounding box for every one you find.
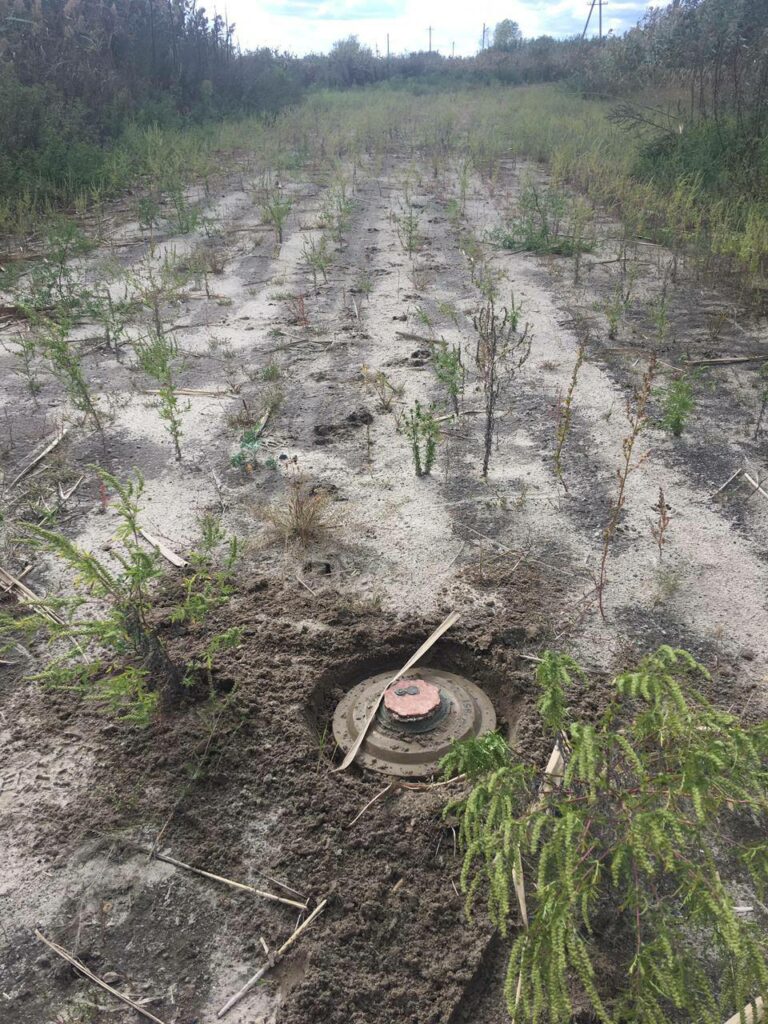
[442,646,768,1024]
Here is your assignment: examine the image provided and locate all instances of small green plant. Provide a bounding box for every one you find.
[170,514,239,625]
[135,328,187,460]
[603,277,634,340]
[3,469,185,722]
[403,400,441,477]
[553,342,586,491]
[434,341,464,416]
[302,233,332,289]
[396,204,422,256]
[362,365,402,412]
[262,362,281,382]
[231,427,263,472]
[659,373,695,436]
[755,361,768,438]
[4,331,43,399]
[260,190,293,244]
[492,180,594,257]
[442,646,768,1024]
[168,186,200,234]
[41,318,105,436]
[597,355,657,618]
[473,297,532,478]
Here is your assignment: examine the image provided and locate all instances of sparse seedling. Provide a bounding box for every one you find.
[659,373,695,436]
[302,233,331,289]
[264,475,333,547]
[434,341,464,416]
[596,354,657,618]
[473,297,532,478]
[650,485,672,559]
[403,400,441,477]
[40,318,105,437]
[553,342,586,491]
[260,189,293,244]
[231,428,263,472]
[362,365,402,412]
[3,469,185,722]
[135,328,187,460]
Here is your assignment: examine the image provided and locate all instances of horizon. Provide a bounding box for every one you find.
[222,1,656,57]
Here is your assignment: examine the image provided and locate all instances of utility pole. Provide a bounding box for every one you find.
[452,41,455,58]
[428,25,432,53]
[386,33,390,60]
[481,23,486,50]
[583,0,606,40]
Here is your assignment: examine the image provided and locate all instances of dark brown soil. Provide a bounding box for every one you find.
[3,562,567,1024]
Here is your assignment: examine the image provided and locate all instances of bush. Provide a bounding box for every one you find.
[442,647,768,1024]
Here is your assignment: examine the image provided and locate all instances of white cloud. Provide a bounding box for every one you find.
[224,0,655,56]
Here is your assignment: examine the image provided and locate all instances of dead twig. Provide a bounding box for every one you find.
[34,930,168,1024]
[10,426,68,488]
[126,843,307,909]
[217,899,328,1018]
[349,783,395,826]
[684,355,765,367]
[0,566,64,625]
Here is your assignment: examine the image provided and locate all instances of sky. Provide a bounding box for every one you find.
[220,1,657,57]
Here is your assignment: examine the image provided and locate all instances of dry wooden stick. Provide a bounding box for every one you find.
[335,610,461,772]
[138,530,188,568]
[723,997,764,1024]
[217,899,328,1018]
[128,844,307,909]
[711,467,743,500]
[0,566,64,625]
[743,471,768,503]
[10,426,68,488]
[34,930,168,1024]
[349,783,394,826]
[685,355,765,367]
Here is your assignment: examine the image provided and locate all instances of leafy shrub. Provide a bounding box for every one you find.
[659,373,695,436]
[403,400,441,476]
[442,647,768,1024]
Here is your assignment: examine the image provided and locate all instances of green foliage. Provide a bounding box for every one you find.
[443,646,768,1024]
[260,190,293,244]
[135,328,186,460]
[40,317,105,435]
[402,400,441,477]
[2,470,243,722]
[5,469,178,723]
[659,373,696,437]
[492,180,595,257]
[396,205,422,256]
[302,232,332,288]
[230,428,263,472]
[434,341,464,416]
[170,515,239,625]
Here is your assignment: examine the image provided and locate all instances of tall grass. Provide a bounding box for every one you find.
[4,83,766,293]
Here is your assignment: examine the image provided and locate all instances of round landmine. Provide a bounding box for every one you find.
[332,667,496,778]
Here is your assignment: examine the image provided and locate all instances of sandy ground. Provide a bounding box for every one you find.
[1,146,767,1023]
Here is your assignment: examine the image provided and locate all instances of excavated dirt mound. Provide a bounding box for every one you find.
[3,566,569,1024]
